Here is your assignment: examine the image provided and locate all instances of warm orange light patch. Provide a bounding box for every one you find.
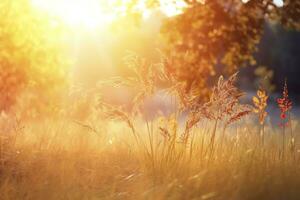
[159,0,187,17]
[30,0,188,30]
[31,0,117,30]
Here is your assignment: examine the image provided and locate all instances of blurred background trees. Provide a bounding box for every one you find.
[0,0,299,116]
[0,0,68,117]
[256,23,300,95]
[160,0,300,99]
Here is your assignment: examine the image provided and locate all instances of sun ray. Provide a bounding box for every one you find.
[31,0,117,29]
[31,0,188,30]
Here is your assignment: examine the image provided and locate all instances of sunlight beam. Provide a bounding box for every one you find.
[31,0,116,30]
[31,0,188,30]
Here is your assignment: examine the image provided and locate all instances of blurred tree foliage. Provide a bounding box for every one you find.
[159,0,300,99]
[254,65,275,93]
[0,0,68,116]
[257,23,300,95]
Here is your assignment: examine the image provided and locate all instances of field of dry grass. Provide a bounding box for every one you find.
[1,59,300,200]
[0,113,299,200]
[1,1,299,200]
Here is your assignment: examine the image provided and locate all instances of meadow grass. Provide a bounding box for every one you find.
[0,57,299,200]
[0,116,299,200]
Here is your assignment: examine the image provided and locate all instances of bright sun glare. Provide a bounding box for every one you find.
[31,0,116,29]
[31,0,187,30]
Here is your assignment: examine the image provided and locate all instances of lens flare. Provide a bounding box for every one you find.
[31,0,187,29]
[31,0,116,29]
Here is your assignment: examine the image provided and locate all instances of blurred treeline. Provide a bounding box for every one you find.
[160,0,300,99]
[0,0,69,118]
[0,0,299,118]
[238,23,300,95]
[256,23,300,95]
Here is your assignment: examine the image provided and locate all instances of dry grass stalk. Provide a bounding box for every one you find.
[159,55,200,113]
[97,101,138,143]
[253,88,268,146]
[199,73,251,150]
[253,89,268,125]
[123,52,156,115]
[159,66,252,145]
[277,80,292,125]
[159,56,205,144]
[97,52,157,117]
[277,80,293,155]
